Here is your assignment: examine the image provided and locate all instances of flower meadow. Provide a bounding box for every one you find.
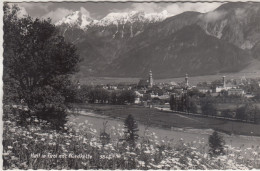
[2,106,260,170]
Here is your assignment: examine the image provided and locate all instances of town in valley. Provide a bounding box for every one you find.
[3,1,260,170]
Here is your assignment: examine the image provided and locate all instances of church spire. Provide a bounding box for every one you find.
[222,76,226,88]
[185,73,189,87]
[149,70,153,88]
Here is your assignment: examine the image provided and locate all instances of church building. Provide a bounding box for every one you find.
[148,70,153,88]
[137,70,154,89]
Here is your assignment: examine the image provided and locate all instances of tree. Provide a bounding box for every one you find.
[75,85,91,103]
[124,114,139,147]
[88,88,109,104]
[110,91,118,105]
[235,105,247,121]
[186,97,198,113]
[254,89,260,101]
[236,104,258,122]
[220,90,228,97]
[208,131,225,157]
[170,94,177,111]
[4,4,80,129]
[118,90,136,104]
[200,97,217,116]
[221,109,233,118]
[187,88,202,98]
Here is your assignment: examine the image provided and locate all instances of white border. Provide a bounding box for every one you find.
[1,0,260,170]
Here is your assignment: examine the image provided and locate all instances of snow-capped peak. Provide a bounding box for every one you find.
[144,10,168,22]
[56,10,169,29]
[97,10,169,26]
[55,11,94,29]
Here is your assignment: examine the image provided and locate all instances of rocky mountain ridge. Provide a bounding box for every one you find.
[56,10,168,30]
[56,2,260,79]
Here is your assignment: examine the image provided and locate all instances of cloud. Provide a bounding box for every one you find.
[17,5,28,18]
[131,3,163,13]
[235,8,246,19]
[165,3,223,17]
[200,10,227,22]
[42,7,91,23]
[110,3,163,14]
[110,2,222,18]
[80,7,90,17]
[43,8,74,23]
[19,3,50,12]
[7,3,28,18]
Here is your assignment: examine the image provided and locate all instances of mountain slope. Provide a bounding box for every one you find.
[198,2,260,49]
[252,41,260,59]
[102,25,251,78]
[55,2,260,79]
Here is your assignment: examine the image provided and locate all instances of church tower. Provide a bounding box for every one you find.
[222,76,226,88]
[149,70,153,88]
[185,74,189,87]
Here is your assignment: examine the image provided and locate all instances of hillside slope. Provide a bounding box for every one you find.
[102,25,251,78]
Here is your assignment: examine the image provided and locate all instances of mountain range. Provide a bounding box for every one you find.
[56,2,260,79]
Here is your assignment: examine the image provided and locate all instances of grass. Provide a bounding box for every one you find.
[3,106,260,169]
[74,103,260,137]
[74,76,140,85]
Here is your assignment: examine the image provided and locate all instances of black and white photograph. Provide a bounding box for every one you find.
[2,0,260,169]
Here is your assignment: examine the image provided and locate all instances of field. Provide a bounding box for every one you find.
[73,76,140,85]
[4,106,260,169]
[74,104,260,137]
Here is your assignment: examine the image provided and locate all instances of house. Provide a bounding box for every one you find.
[244,93,254,98]
[135,91,143,97]
[227,88,245,96]
[197,86,212,93]
[214,76,236,93]
[134,97,141,104]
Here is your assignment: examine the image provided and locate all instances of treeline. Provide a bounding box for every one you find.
[201,101,260,123]
[170,93,260,123]
[169,94,198,113]
[75,86,136,105]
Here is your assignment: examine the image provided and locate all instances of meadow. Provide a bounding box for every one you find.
[3,105,260,170]
[70,113,260,150]
[74,104,260,136]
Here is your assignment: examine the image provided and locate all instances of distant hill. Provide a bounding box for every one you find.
[103,24,251,78]
[198,2,260,49]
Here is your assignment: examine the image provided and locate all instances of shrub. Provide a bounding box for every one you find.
[124,114,139,147]
[208,131,225,157]
[3,4,80,129]
[200,99,217,116]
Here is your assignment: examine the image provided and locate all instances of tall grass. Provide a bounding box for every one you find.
[3,106,260,169]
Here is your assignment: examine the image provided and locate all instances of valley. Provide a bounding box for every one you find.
[75,71,260,86]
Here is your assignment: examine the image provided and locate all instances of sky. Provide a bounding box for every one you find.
[11,2,225,23]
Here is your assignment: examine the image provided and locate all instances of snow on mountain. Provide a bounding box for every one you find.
[55,10,169,29]
[97,10,168,26]
[55,11,96,29]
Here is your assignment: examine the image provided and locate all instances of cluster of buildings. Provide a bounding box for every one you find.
[134,70,258,105]
[198,76,246,97]
[77,70,259,106]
